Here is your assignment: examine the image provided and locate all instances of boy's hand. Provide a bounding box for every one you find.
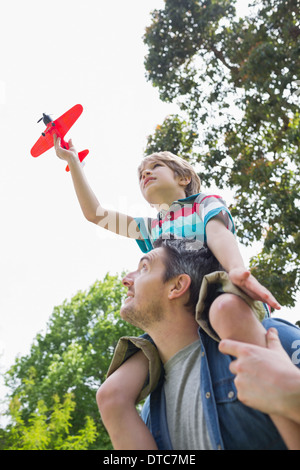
[229,267,281,310]
[53,134,78,163]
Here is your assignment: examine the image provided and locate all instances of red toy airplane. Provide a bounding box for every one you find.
[30,104,89,172]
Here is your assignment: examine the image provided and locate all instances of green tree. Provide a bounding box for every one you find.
[4,393,97,450]
[2,273,143,450]
[146,114,199,160]
[143,0,300,308]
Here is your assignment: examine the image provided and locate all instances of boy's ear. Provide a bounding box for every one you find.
[178,176,191,188]
[168,274,191,300]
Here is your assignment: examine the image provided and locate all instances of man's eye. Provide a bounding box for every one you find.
[153,163,161,169]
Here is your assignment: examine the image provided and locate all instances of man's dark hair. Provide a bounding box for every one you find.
[153,238,224,311]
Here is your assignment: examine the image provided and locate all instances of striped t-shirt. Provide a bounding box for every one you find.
[135,193,235,253]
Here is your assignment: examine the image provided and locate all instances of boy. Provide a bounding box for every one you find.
[54,136,289,448]
[53,135,278,313]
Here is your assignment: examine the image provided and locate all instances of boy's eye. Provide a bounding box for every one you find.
[139,163,161,180]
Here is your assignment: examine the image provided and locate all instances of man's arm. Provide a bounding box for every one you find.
[219,328,300,423]
[97,351,158,450]
[54,135,142,239]
[206,218,280,310]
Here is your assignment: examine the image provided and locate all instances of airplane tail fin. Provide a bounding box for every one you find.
[65,149,89,172]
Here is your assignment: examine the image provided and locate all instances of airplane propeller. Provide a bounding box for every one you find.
[37,113,53,125]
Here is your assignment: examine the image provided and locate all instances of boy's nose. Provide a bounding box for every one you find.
[142,169,152,179]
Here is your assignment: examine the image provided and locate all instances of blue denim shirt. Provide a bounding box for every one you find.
[141,317,300,450]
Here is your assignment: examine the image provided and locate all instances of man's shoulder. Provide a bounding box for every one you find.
[262,316,300,334]
[262,317,300,361]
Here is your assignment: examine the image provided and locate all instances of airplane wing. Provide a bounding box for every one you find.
[30,104,84,158]
[30,132,54,157]
[51,104,83,140]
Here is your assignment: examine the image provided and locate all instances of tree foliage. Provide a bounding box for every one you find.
[4,393,97,450]
[143,0,300,308]
[1,273,142,450]
[145,114,199,159]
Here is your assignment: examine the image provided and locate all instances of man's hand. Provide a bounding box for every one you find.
[53,134,78,163]
[229,267,281,310]
[219,328,300,419]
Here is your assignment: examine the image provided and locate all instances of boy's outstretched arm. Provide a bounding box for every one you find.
[96,351,158,450]
[206,218,280,310]
[53,135,142,239]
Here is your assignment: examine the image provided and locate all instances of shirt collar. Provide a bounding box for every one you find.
[157,193,201,218]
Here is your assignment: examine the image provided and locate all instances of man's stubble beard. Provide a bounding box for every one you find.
[121,299,164,330]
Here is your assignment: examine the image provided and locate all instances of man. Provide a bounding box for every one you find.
[98,239,300,450]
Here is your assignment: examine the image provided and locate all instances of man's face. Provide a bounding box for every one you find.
[121,248,169,330]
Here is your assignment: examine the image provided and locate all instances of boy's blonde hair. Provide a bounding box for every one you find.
[138,151,201,197]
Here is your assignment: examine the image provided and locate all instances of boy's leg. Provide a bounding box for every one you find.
[210,294,300,450]
[209,293,267,346]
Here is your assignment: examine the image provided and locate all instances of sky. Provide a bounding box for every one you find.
[0,0,299,412]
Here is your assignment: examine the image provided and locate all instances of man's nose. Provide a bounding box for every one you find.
[122,272,135,287]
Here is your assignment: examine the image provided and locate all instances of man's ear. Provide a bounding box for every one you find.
[168,274,191,300]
